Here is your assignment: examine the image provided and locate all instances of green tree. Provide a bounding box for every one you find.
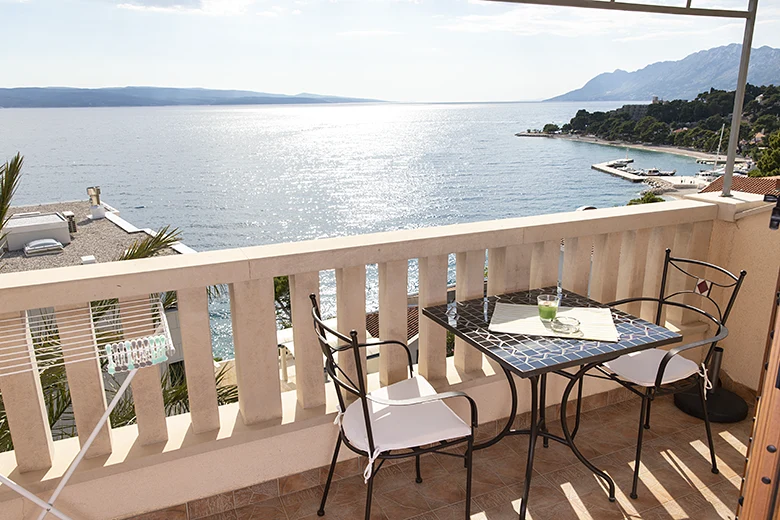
[542,123,560,134]
[634,116,658,140]
[755,114,780,134]
[640,121,671,145]
[753,131,780,177]
[628,192,665,205]
[274,276,292,327]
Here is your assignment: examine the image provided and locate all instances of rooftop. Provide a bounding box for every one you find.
[0,201,180,273]
[700,176,780,196]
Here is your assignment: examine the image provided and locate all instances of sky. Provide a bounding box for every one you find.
[1,0,779,102]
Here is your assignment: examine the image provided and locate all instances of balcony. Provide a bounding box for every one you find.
[0,192,775,520]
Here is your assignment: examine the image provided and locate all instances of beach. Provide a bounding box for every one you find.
[542,133,746,162]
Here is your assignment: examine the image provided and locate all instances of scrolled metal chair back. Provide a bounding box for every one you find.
[309,294,377,457]
[657,248,746,327]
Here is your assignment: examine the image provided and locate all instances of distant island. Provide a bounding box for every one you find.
[0,87,382,108]
[537,85,780,177]
[548,44,780,102]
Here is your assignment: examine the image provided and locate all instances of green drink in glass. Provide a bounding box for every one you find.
[537,294,559,322]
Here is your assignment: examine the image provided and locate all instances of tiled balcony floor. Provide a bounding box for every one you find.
[134,395,751,520]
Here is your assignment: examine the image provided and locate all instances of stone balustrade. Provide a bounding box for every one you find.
[1,196,772,520]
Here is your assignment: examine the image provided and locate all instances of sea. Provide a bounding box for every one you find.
[0,102,706,358]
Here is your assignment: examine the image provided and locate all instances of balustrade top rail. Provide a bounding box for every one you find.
[0,200,717,314]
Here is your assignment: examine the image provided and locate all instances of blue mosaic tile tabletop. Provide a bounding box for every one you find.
[422,287,682,378]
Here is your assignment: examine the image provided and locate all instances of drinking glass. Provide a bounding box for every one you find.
[537,294,558,322]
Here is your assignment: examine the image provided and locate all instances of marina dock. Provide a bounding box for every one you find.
[591,162,645,182]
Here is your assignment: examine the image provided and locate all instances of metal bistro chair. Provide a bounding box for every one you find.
[590,249,746,500]
[310,294,478,520]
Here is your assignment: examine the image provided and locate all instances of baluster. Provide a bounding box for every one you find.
[666,223,694,324]
[378,260,409,386]
[642,226,676,322]
[487,247,507,297]
[455,250,485,373]
[177,287,220,433]
[0,311,54,472]
[336,266,367,396]
[562,236,593,296]
[229,278,282,424]
[590,232,622,304]
[505,244,533,293]
[682,221,714,324]
[118,297,168,446]
[289,272,325,409]
[530,240,559,289]
[418,255,448,382]
[615,229,651,317]
[55,304,111,457]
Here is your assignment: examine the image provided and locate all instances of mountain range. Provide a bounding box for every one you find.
[0,87,380,108]
[547,44,780,102]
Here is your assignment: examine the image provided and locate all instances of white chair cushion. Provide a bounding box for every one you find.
[604,348,699,387]
[342,375,471,454]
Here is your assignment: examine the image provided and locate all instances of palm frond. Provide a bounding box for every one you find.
[0,152,23,242]
[119,225,182,261]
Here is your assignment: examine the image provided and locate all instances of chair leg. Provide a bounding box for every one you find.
[318,435,342,516]
[698,378,719,474]
[630,392,650,500]
[365,465,375,520]
[465,437,474,520]
[415,454,423,483]
[644,398,652,430]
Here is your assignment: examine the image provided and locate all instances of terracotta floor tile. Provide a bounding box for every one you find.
[200,511,238,520]
[320,456,362,485]
[376,485,432,520]
[544,463,611,499]
[233,480,280,508]
[373,459,447,495]
[188,492,235,520]
[406,512,440,520]
[280,468,321,496]
[430,501,468,520]
[302,498,388,520]
[233,497,288,520]
[467,459,508,498]
[415,473,468,510]
[281,485,326,520]
[523,442,578,475]
[329,473,375,506]
[483,451,531,485]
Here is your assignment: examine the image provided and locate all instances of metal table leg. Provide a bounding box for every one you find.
[519,376,540,520]
[559,362,616,501]
[472,362,615,517]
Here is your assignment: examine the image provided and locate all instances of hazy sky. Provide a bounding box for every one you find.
[2,0,779,101]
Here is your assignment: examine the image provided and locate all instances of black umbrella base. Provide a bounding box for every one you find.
[674,387,749,423]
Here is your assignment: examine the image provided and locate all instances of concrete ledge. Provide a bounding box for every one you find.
[685,191,769,222]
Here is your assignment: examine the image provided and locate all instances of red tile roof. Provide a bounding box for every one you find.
[365,306,419,341]
[700,176,780,195]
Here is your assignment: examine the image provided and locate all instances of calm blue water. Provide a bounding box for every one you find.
[0,102,703,357]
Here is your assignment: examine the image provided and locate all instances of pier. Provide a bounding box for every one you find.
[514,132,555,137]
[591,162,645,182]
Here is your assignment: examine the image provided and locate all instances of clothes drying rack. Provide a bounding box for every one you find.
[0,296,174,520]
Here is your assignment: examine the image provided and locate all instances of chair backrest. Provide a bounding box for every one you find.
[309,294,376,455]
[655,248,746,360]
[656,249,746,325]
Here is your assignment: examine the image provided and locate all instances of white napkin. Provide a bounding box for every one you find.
[488,303,619,342]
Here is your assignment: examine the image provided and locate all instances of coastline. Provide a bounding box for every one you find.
[529,133,745,162]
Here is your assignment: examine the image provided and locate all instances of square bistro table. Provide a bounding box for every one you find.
[422,287,682,520]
